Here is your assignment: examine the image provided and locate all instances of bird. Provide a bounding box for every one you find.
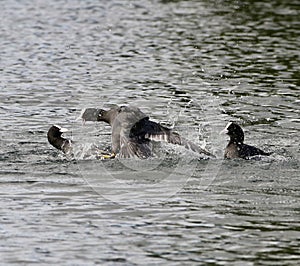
[47,125,114,159]
[79,105,215,159]
[47,125,72,154]
[220,122,272,159]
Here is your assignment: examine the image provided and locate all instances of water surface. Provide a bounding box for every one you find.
[0,0,299,265]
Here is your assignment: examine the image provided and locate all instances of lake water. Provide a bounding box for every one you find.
[0,0,299,265]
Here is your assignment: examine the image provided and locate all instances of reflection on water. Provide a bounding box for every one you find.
[0,0,299,264]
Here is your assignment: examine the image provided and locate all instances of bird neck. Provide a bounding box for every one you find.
[101,109,119,126]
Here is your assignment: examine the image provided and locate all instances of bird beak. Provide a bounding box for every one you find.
[219,128,228,135]
[53,124,69,133]
[59,127,69,133]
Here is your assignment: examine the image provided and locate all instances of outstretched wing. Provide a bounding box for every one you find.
[119,134,152,159]
[130,118,214,157]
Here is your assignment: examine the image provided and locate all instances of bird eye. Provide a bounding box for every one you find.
[119,106,126,112]
[98,110,105,117]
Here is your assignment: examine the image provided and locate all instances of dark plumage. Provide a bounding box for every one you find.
[80,105,214,159]
[47,125,72,154]
[47,125,115,159]
[221,122,271,159]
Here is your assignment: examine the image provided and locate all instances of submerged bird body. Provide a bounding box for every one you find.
[80,105,214,159]
[221,122,271,159]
